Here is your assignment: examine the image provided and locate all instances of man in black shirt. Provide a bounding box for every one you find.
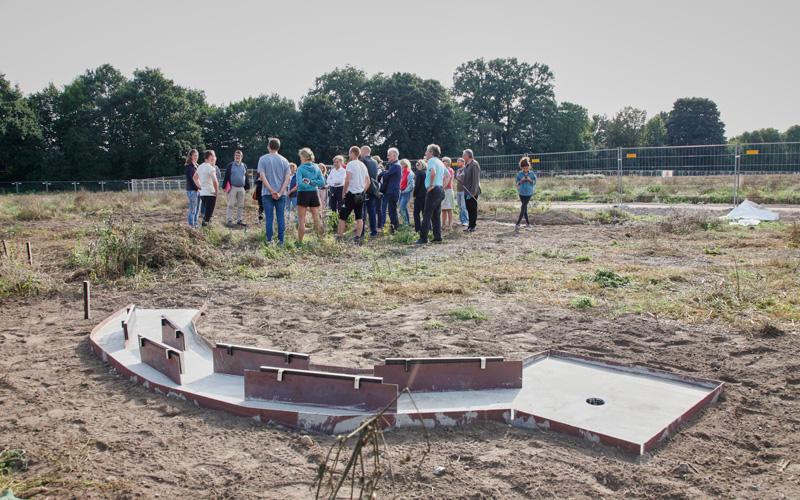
[359,145,380,237]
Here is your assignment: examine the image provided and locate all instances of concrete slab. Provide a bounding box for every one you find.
[89,306,723,454]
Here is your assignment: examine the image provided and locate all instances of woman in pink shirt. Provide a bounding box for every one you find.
[440,157,456,231]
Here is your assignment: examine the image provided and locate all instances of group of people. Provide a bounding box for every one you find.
[184,138,538,245]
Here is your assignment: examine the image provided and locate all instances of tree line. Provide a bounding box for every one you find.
[1,57,794,181]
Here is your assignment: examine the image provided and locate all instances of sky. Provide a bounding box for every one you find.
[1,0,798,136]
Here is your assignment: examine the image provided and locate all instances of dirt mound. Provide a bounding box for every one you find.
[139,224,218,269]
[530,210,586,226]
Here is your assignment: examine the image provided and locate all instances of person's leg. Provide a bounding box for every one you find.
[419,194,434,243]
[187,192,196,227]
[399,193,409,225]
[458,192,468,225]
[413,196,424,233]
[466,196,478,230]
[432,189,443,241]
[235,188,245,223]
[516,195,525,226]
[388,193,399,232]
[297,205,307,243]
[263,195,275,242]
[379,196,386,229]
[354,199,365,239]
[523,195,531,225]
[226,189,235,224]
[202,196,216,223]
[311,207,323,236]
[367,197,378,236]
[275,196,287,245]
[256,184,264,220]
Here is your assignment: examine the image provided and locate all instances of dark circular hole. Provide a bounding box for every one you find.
[586,397,605,406]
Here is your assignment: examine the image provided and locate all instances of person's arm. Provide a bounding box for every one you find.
[364,170,371,193]
[193,171,201,190]
[278,166,291,196]
[212,174,219,194]
[443,169,451,189]
[259,170,275,194]
[343,170,351,194]
[314,169,326,188]
[426,166,435,193]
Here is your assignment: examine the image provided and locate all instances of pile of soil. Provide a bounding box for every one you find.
[530,210,586,225]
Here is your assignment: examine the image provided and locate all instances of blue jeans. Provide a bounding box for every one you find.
[262,195,287,244]
[361,196,378,236]
[286,196,298,224]
[457,191,468,225]
[186,191,200,227]
[399,192,411,225]
[383,192,399,231]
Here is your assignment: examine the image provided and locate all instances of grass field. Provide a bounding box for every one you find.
[481,173,800,204]
[0,191,799,498]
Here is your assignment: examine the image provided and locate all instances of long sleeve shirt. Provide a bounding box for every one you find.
[326,166,346,187]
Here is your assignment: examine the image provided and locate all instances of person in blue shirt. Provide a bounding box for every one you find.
[417,144,448,245]
[295,148,326,244]
[515,157,537,230]
[379,147,402,233]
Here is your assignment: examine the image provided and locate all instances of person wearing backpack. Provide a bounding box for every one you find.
[337,146,371,244]
[360,146,380,238]
[222,150,250,227]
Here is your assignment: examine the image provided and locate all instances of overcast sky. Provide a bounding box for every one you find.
[1,0,797,136]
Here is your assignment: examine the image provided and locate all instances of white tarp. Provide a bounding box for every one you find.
[721,199,779,226]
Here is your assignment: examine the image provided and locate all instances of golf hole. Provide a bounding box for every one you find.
[586,397,605,406]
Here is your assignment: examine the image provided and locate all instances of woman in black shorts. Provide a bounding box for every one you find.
[295,148,326,243]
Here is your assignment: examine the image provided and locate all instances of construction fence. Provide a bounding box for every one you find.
[1,142,798,205]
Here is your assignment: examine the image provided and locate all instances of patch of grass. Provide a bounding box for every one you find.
[574,255,592,263]
[658,211,724,234]
[0,258,57,298]
[424,319,446,330]
[587,208,631,224]
[703,246,724,255]
[789,222,800,248]
[541,248,568,259]
[390,225,417,245]
[570,296,596,309]
[592,269,630,288]
[448,306,488,321]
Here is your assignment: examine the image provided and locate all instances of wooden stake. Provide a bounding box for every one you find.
[83,280,91,320]
[1,240,7,258]
[26,241,33,265]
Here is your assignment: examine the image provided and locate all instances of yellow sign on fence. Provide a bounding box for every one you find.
[745,149,759,155]
[531,158,540,163]
[626,153,637,159]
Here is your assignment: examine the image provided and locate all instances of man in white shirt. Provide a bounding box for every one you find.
[337,146,371,243]
[326,155,347,213]
[193,150,219,227]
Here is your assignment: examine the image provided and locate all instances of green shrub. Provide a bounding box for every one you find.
[448,306,488,321]
[574,255,592,262]
[570,296,596,309]
[592,269,630,288]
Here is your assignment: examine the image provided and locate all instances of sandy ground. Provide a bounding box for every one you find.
[1,199,799,499]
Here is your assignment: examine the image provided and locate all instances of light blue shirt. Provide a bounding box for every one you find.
[257,152,291,195]
[516,170,537,197]
[424,157,446,189]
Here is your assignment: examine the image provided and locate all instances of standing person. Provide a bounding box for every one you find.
[440,157,455,232]
[412,160,427,234]
[398,159,414,226]
[360,146,380,238]
[515,157,537,230]
[455,158,468,226]
[317,162,328,218]
[257,138,292,245]
[223,150,250,227]
[380,147,402,233]
[286,162,299,226]
[193,150,219,226]
[295,148,326,244]
[337,146,370,243]
[417,144,446,244]
[326,155,347,214]
[184,149,201,228]
[462,149,481,232]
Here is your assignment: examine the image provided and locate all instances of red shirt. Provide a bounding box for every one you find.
[400,167,411,190]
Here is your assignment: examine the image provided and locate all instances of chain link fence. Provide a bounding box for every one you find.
[2,142,799,204]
